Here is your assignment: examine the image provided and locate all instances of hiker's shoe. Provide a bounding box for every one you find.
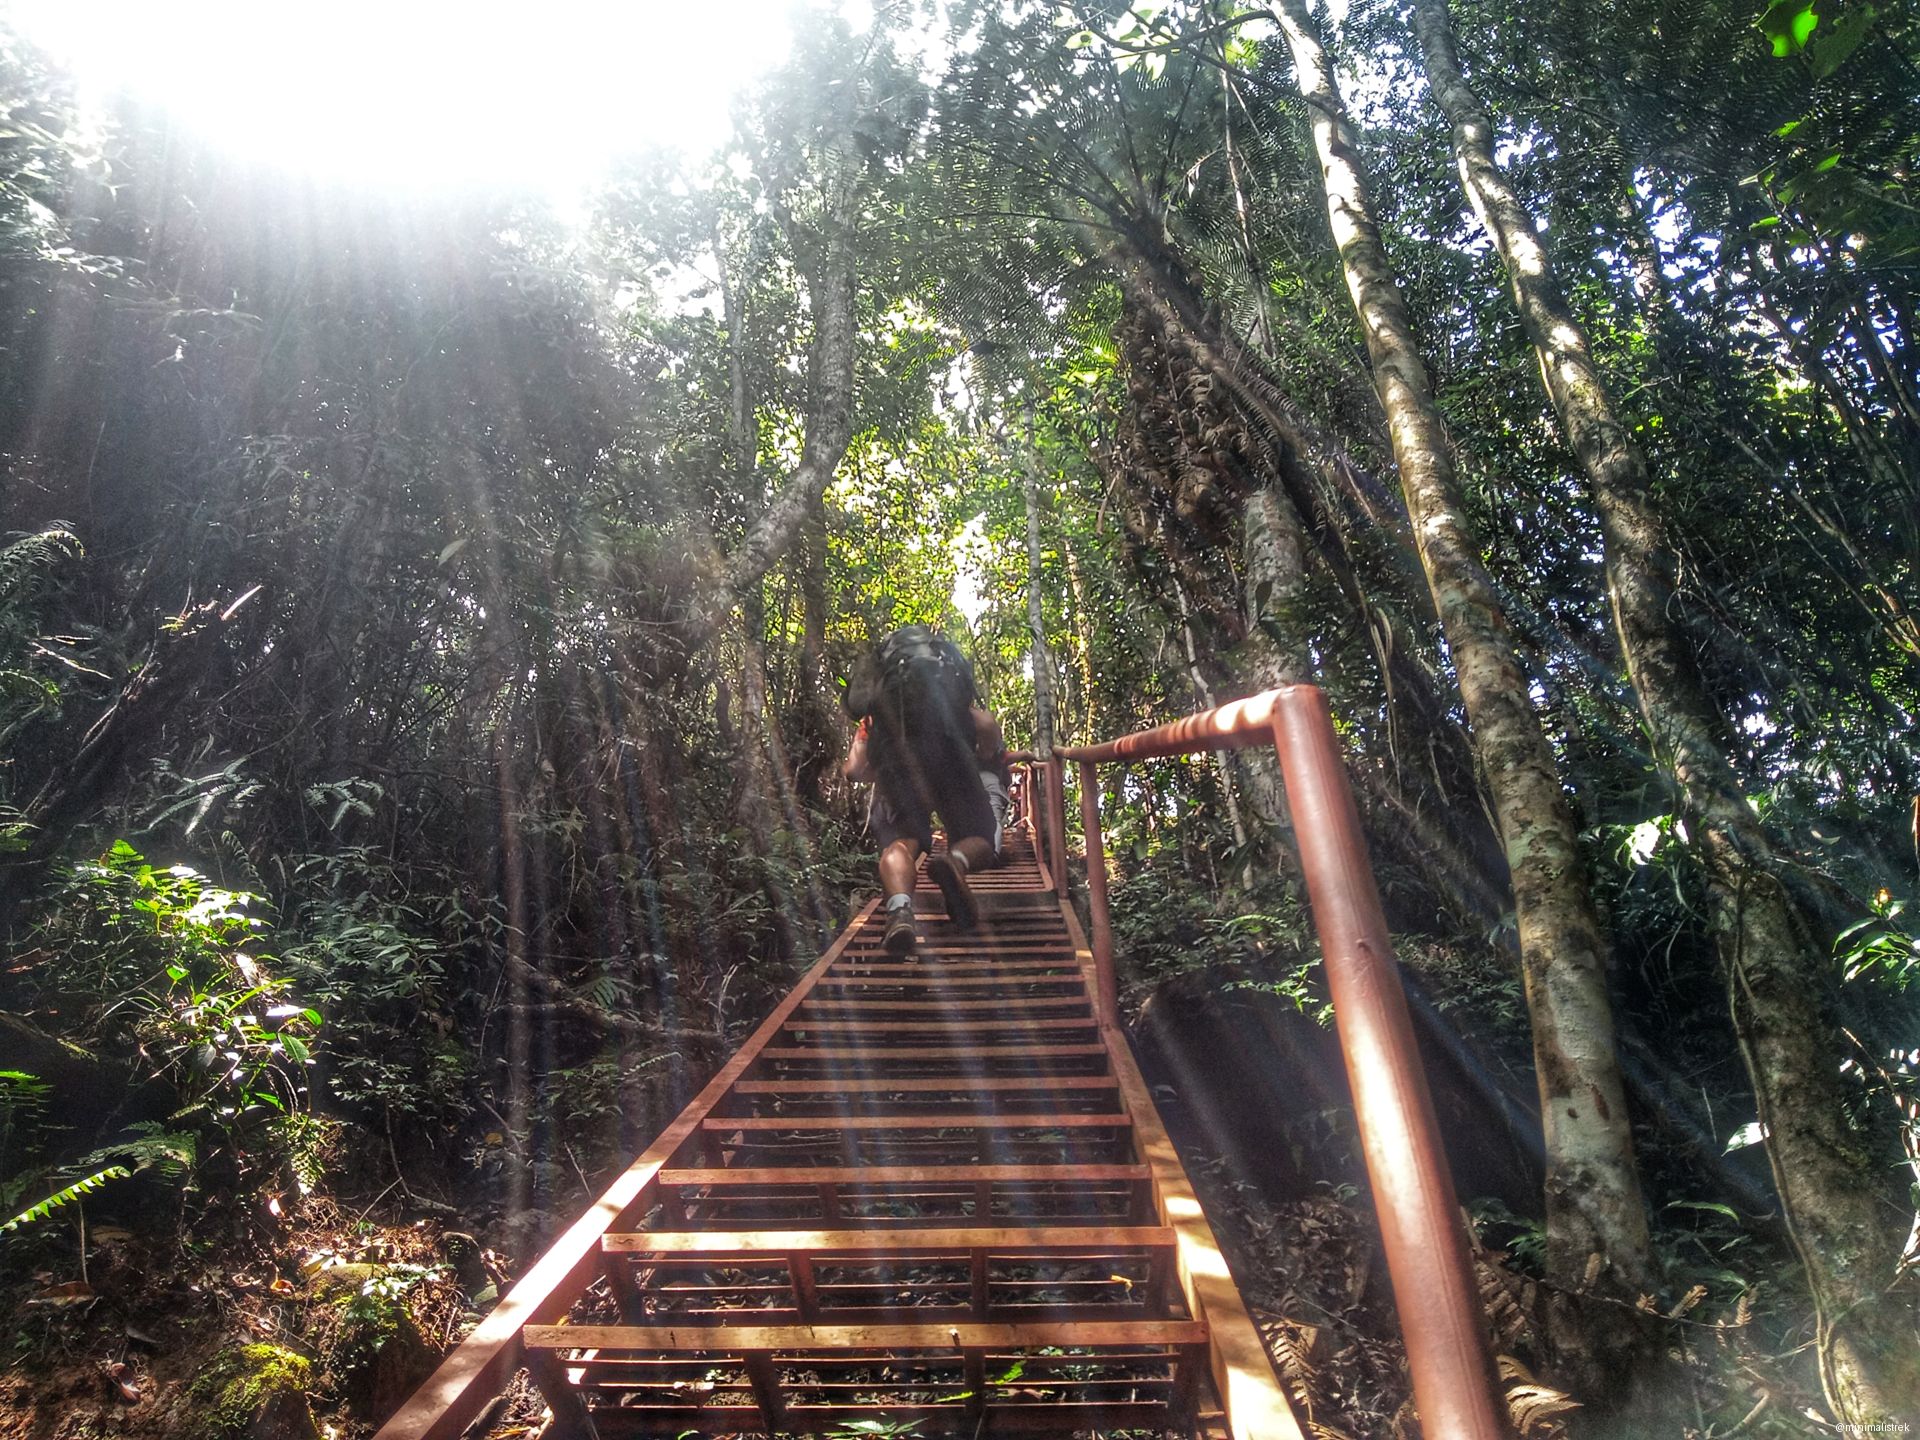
[927,852,978,930]
[882,906,918,955]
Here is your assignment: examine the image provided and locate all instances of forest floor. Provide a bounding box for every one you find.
[0,1178,1410,1440]
[0,1190,550,1440]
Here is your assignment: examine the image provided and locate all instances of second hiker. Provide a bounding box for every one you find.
[842,624,1005,955]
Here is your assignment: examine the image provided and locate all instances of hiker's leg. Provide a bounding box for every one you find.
[879,836,922,955]
[978,771,1009,862]
[923,767,994,929]
[871,779,932,899]
[950,835,995,872]
[879,837,922,899]
[931,765,998,876]
[872,776,934,952]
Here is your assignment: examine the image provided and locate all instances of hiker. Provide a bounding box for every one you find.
[842,624,1005,955]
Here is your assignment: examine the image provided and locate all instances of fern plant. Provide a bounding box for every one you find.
[0,525,92,764]
[1,1125,197,1233]
[1,1164,129,1233]
[6,842,323,1222]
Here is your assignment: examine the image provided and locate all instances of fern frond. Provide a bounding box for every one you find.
[78,1124,198,1178]
[0,526,82,606]
[2,1126,199,1233]
[1496,1355,1582,1438]
[1,1164,131,1232]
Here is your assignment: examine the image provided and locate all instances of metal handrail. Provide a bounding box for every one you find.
[1029,684,1509,1440]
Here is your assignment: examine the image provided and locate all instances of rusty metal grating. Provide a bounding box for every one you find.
[375,826,1302,1440]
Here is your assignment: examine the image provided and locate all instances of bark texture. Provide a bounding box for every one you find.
[686,160,861,647]
[1411,0,1920,1417]
[1091,281,1506,915]
[1021,443,1059,756]
[1271,0,1654,1304]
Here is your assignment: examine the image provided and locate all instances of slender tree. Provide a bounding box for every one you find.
[1020,436,1060,757]
[1267,0,1655,1340]
[1409,0,1920,1417]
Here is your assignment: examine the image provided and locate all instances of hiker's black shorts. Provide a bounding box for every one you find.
[871,750,998,859]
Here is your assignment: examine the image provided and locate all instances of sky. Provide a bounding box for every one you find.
[1,0,983,623]
[4,1,870,198]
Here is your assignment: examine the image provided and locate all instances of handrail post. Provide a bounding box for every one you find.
[1269,688,1506,1440]
[1076,758,1118,1027]
[1044,759,1070,895]
[1026,761,1049,874]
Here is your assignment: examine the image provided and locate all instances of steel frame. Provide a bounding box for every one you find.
[1054,685,1508,1440]
[375,825,1303,1440]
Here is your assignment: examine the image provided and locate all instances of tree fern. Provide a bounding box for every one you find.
[0,525,81,608]
[0,525,88,756]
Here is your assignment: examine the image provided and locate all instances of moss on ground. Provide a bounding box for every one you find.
[185,1344,319,1440]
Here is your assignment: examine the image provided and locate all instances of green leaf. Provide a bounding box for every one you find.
[1809,4,1875,76]
[1668,1199,1743,1221]
[3,1165,133,1231]
[1723,1121,1768,1153]
[1758,0,1819,55]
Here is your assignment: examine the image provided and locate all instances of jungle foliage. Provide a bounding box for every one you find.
[1,0,1916,1432]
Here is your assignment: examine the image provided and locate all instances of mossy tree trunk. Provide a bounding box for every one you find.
[1409,0,1920,1418]
[1270,0,1654,1328]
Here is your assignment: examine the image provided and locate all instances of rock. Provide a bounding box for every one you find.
[319,1265,443,1423]
[306,1262,388,1301]
[437,1231,488,1294]
[185,1344,319,1440]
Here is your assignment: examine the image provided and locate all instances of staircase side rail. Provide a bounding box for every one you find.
[1057,683,1510,1440]
[371,900,882,1440]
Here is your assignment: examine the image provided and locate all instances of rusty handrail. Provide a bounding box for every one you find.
[1057,684,1508,1440]
[372,902,883,1440]
[1054,688,1285,762]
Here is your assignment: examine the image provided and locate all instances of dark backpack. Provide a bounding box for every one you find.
[865,625,977,763]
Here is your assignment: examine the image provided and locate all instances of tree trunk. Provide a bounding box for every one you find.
[1022,444,1059,757]
[793,491,837,805]
[685,178,860,647]
[715,231,805,953]
[1271,0,1654,1316]
[1172,573,1252,876]
[1098,267,1505,926]
[1410,0,1920,1417]
[1236,485,1310,833]
[1062,540,1102,742]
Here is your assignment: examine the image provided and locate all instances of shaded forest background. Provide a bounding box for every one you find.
[1,1,1916,1435]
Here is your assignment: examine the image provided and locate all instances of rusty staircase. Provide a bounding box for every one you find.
[377,686,1510,1440]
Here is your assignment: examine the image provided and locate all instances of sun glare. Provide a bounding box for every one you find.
[6,1,853,196]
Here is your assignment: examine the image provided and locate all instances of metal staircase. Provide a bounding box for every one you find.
[378,685,1507,1440]
[377,830,1294,1440]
